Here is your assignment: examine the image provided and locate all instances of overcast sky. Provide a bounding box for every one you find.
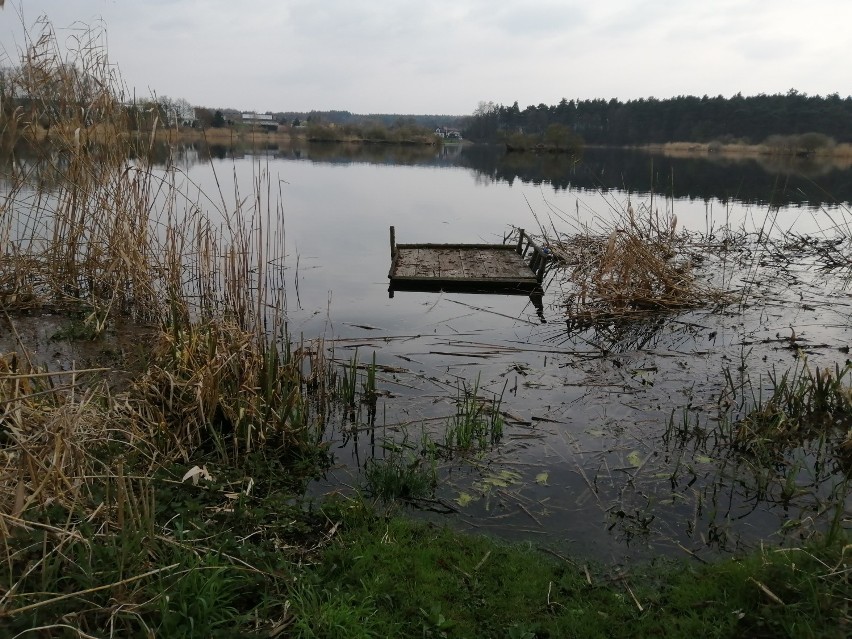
[2,1,849,115]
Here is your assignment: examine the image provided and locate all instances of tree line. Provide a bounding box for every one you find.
[464,91,852,146]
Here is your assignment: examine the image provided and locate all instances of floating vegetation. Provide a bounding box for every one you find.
[443,375,506,456]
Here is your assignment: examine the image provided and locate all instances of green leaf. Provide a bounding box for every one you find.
[627,451,643,467]
[455,492,474,507]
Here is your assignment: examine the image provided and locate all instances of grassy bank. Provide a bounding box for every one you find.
[293,507,849,639]
[0,17,331,636]
[2,455,847,637]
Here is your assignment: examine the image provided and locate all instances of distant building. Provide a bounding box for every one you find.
[241,112,279,131]
[435,127,462,140]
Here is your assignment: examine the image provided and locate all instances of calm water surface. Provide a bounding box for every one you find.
[180,145,852,562]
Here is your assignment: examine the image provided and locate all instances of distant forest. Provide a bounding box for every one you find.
[464,91,852,145]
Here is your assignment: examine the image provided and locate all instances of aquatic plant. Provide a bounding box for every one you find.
[362,350,378,406]
[364,455,436,503]
[364,436,436,502]
[733,360,852,462]
[331,349,379,430]
[443,375,506,455]
[337,349,360,410]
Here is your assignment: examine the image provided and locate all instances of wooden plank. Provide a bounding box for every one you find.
[391,250,537,281]
[396,243,517,251]
[388,228,547,292]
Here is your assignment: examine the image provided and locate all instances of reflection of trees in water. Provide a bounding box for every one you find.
[0,143,67,191]
[283,142,447,166]
[1,139,157,191]
[8,141,851,209]
[172,140,451,168]
[457,146,852,208]
[458,144,584,189]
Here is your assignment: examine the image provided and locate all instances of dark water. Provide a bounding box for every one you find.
[172,142,852,563]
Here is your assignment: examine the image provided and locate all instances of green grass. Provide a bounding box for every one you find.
[0,456,324,637]
[4,448,847,638]
[292,507,850,639]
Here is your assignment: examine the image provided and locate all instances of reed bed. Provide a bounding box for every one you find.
[0,17,336,633]
[134,321,328,462]
[0,16,324,473]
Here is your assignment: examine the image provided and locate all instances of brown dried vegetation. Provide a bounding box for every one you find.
[541,204,728,322]
[0,17,332,633]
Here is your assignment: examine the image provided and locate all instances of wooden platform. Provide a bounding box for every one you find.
[388,227,547,294]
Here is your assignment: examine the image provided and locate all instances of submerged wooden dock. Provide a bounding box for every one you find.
[387,226,548,294]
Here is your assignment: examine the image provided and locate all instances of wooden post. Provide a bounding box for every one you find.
[530,249,540,272]
[389,226,396,258]
[536,252,547,282]
[516,228,525,255]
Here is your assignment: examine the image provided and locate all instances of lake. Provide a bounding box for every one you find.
[147,143,852,561]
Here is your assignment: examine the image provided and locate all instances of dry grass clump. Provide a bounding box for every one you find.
[134,321,329,462]
[0,353,152,629]
[0,345,325,634]
[543,204,726,321]
[0,350,154,524]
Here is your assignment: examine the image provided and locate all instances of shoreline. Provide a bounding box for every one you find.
[634,140,852,160]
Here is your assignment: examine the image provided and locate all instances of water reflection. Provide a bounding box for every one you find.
[6,140,852,209]
[459,146,852,207]
[165,141,852,208]
[388,285,547,324]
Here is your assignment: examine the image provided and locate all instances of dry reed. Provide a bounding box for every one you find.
[540,202,727,321]
[0,17,329,630]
